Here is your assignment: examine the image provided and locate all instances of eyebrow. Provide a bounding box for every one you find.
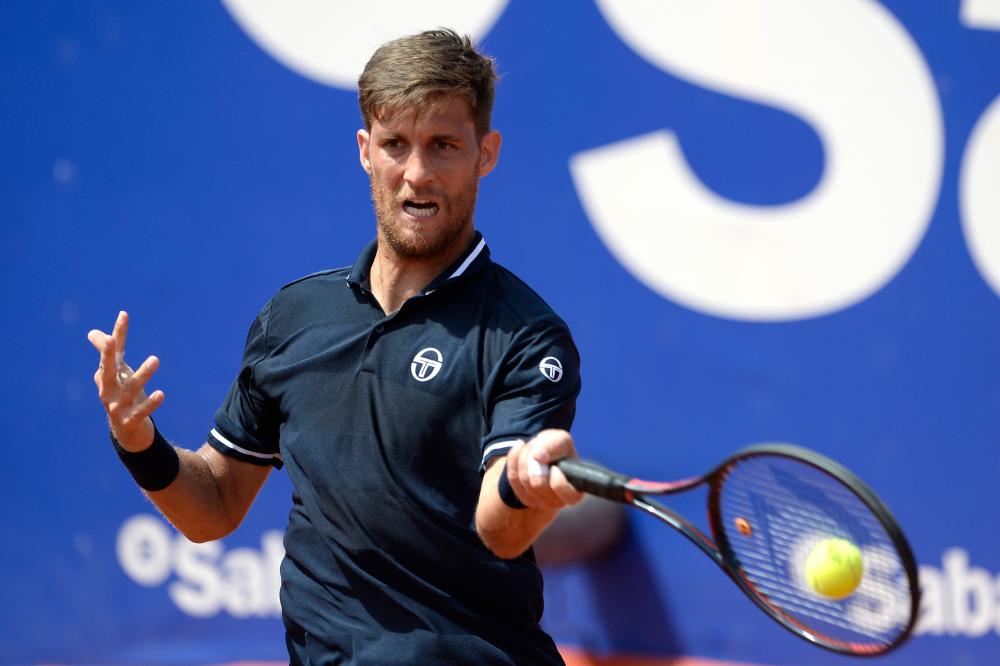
[378,132,466,145]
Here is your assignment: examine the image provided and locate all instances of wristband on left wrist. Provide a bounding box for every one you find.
[111,424,180,492]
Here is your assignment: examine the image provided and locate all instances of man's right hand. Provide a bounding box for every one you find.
[88,311,164,452]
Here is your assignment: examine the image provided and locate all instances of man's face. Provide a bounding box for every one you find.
[357,95,500,261]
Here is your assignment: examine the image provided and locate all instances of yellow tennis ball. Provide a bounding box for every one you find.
[804,538,864,599]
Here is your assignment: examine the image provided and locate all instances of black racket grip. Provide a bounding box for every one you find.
[555,458,630,502]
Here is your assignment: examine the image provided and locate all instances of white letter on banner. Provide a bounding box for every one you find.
[960,2,1000,299]
[943,548,995,637]
[572,0,943,321]
[961,97,1000,299]
[116,515,173,587]
[220,0,509,89]
[222,547,267,618]
[169,540,224,618]
[962,0,1000,28]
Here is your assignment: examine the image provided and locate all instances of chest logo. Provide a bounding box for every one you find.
[411,347,443,382]
[539,356,564,383]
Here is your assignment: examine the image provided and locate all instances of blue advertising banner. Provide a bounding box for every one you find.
[3,1,1000,664]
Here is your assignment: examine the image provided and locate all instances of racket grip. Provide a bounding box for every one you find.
[555,458,630,502]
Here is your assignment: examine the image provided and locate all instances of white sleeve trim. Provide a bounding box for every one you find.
[481,439,524,466]
[211,428,282,462]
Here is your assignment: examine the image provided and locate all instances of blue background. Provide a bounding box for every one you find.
[3,1,999,664]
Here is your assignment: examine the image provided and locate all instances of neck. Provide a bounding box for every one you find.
[369,230,474,314]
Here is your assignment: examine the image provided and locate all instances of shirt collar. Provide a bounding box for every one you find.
[346,231,491,295]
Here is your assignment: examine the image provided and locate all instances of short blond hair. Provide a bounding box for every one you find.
[358,29,499,140]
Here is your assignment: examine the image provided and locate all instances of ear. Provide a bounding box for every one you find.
[477,130,502,178]
[357,129,372,175]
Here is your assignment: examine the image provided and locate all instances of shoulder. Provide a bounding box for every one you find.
[249,266,352,333]
[278,266,351,293]
[476,260,580,371]
[267,266,351,307]
[482,260,572,334]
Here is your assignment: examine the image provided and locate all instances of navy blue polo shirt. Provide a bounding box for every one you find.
[207,232,581,665]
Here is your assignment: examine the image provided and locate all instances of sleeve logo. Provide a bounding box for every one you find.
[411,347,444,382]
[539,356,564,383]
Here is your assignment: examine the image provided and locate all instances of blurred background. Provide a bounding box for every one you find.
[3,1,1000,664]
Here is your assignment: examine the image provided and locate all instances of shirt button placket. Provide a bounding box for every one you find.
[360,322,386,374]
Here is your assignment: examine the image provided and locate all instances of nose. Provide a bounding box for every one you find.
[403,148,434,188]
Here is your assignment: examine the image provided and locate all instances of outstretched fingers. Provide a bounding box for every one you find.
[88,311,163,450]
[119,355,160,403]
[89,333,120,399]
[120,389,165,430]
[111,311,129,367]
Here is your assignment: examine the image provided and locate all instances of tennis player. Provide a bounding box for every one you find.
[89,29,583,664]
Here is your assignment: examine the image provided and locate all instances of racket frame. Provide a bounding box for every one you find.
[556,443,921,656]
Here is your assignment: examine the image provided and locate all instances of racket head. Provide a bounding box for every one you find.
[707,443,920,656]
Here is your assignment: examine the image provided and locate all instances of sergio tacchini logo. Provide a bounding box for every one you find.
[411,347,443,382]
[539,356,563,382]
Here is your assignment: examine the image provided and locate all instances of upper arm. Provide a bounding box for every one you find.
[211,303,284,467]
[480,320,581,469]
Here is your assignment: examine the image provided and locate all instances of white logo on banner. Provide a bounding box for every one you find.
[959,2,1000,299]
[220,0,510,89]
[411,348,443,382]
[962,0,1000,28]
[917,548,1000,638]
[117,514,283,618]
[571,0,944,321]
[539,356,563,382]
[961,97,1000,299]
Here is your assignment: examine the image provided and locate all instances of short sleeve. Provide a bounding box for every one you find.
[480,321,581,468]
[207,301,284,468]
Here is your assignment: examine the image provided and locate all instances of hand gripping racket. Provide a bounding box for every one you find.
[555,444,920,656]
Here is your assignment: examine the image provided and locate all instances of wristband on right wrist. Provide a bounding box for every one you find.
[497,461,528,509]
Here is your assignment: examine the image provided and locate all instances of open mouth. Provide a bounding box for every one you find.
[402,199,440,219]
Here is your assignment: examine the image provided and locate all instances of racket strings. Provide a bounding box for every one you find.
[716,457,914,650]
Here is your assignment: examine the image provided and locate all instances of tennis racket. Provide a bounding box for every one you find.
[555,444,919,656]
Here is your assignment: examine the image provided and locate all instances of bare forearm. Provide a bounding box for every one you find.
[476,431,584,558]
[476,459,559,559]
[144,445,246,543]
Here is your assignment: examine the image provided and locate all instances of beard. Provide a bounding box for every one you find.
[369,168,479,260]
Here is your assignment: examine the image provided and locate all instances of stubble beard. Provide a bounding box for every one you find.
[370,171,478,260]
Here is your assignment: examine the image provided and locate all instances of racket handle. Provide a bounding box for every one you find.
[555,458,630,502]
